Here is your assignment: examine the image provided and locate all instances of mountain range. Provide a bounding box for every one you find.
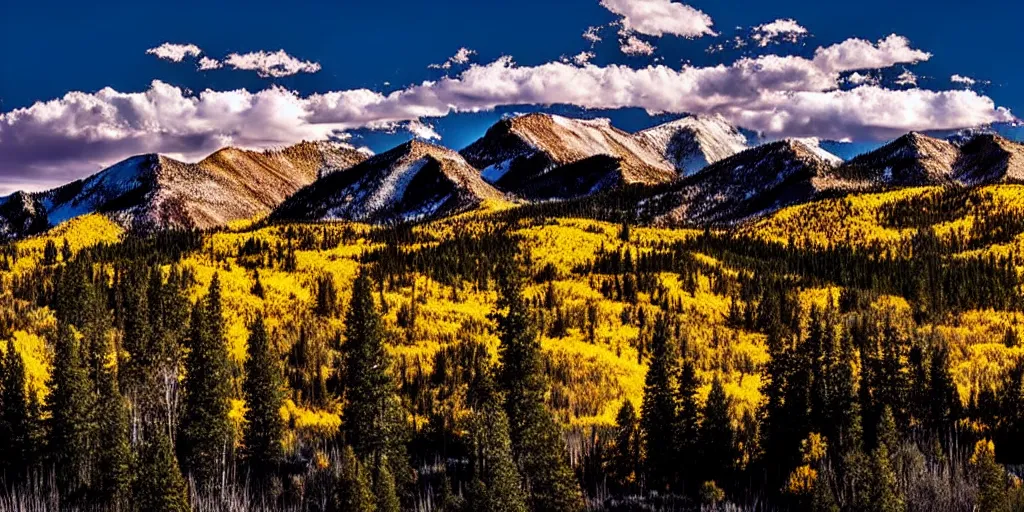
[3,113,1024,239]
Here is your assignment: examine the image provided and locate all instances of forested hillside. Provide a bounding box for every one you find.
[3,184,1024,511]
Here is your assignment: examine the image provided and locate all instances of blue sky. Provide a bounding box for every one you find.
[1,0,1022,192]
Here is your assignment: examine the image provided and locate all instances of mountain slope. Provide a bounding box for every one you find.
[633,114,749,176]
[0,142,367,236]
[953,134,1024,185]
[460,113,675,198]
[833,132,959,187]
[645,139,844,225]
[273,140,505,222]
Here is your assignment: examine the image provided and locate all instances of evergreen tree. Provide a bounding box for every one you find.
[178,275,233,490]
[465,370,528,512]
[927,339,960,437]
[1,343,33,484]
[242,316,285,483]
[609,400,641,493]
[94,337,132,507]
[342,269,411,499]
[337,446,376,512]
[699,376,737,487]
[372,459,402,512]
[134,427,190,512]
[641,315,677,491]
[869,443,905,512]
[674,359,700,490]
[494,263,584,512]
[47,321,96,500]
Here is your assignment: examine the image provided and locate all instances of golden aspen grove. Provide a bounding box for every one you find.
[4,181,1024,510]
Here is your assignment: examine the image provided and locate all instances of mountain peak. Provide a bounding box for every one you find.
[461,113,674,199]
[634,114,748,175]
[831,132,958,187]
[274,139,503,223]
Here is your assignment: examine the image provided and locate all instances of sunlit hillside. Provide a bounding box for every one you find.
[5,184,1024,510]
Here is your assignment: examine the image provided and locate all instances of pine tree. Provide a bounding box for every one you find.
[494,263,584,512]
[373,459,401,512]
[609,400,641,493]
[699,375,737,487]
[342,269,411,499]
[869,443,905,512]
[1,343,33,484]
[47,321,96,500]
[242,316,284,482]
[928,339,960,437]
[674,358,700,490]
[178,275,233,490]
[465,370,528,512]
[94,336,132,507]
[641,315,677,491]
[134,427,190,512]
[337,445,376,512]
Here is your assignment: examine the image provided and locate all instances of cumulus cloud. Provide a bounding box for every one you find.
[198,57,222,70]
[812,34,931,73]
[751,19,809,47]
[895,69,919,87]
[619,35,656,56]
[599,0,716,38]
[406,120,441,140]
[224,50,321,78]
[1,35,1012,190]
[146,43,202,62]
[572,51,596,65]
[845,72,879,86]
[429,47,477,70]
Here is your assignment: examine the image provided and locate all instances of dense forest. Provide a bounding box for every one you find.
[4,185,1024,511]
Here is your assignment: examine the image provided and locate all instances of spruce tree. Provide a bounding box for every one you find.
[337,445,376,512]
[641,315,677,491]
[47,321,96,500]
[94,337,132,507]
[494,263,584,512]
[699,375,737,487]
[342,269,411,498]
[609,400,641,493]
[465,370,528,512]
[2,343,32,484]
[242,316,285,482]
[372,460,401,512]
[135,427,190,512]
[674,359,700,490]
[178,275,233,490]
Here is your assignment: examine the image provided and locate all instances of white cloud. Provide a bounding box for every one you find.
[951,74,977,86]
[223,50,321,78]
[1,35,1012,190]
[812,34,931,73]
[146,43,202,62]
[845,72,879,86]
[572,51,596,65]
[406,120,441,140]
[198,57,222,70]
[895,69,919,87]
[751,18,808,47]
[599,0,716,38]
[429,47,478,70]
[619,35,655,56]
[583,26,604,44]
